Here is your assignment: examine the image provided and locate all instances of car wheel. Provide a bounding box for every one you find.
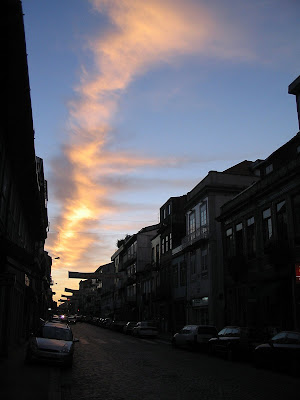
[227,347,234,361]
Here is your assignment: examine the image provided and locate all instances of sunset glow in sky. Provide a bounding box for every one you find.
[22,0,300,303]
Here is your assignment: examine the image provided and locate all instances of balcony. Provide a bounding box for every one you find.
[182,226,209,249]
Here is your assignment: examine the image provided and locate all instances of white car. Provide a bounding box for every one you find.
[25,322,78,366]
[132,321,158,338]
[172,325,218,349]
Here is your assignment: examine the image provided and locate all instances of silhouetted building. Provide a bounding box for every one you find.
[219,132,300,330]
[0,0,49,355]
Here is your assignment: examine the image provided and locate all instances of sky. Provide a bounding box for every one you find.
[22,0,300,304]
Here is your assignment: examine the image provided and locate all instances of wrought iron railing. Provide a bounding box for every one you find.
[182,226,209,248]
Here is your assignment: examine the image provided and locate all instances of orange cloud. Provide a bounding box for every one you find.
[48,0,255,302]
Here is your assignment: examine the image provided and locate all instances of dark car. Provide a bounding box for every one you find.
[208,326,265,361]
[123,321,137,335]
[254,331,300,375]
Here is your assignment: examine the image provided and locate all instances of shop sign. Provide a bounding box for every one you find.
[192,297,208,307]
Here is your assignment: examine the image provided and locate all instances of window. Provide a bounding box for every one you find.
[127,284,136,298]
[263,208,273,246]
[271,332,286,343]
[162,238,165,254]
[265,164,273,175]
[190,251,196,275]
[163,208,166,219]
[246,217,256,259]
[179,261,186,286]
[167,203,171,215]
[200,202,208,237]
[276,200,288,241]
[189,212,196,238]
[165,235,169,252]
[235,223,243,256]
[201,248,208,276]
[286,332,300,344]
[169,233,172,250]
[225,228,233,257]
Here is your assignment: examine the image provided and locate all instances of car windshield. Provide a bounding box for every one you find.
[180,328,192,334]
[42,326,73,341]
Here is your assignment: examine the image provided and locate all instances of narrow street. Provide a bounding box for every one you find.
[59,323,298,400]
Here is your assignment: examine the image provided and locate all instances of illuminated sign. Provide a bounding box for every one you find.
[296,264,300,283]
[192,297,208,307]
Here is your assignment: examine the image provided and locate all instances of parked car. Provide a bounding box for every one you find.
[172,325,218,350]
[132,321,158,338]
[123,321,137,335]
[110,321,127,332]
[49,315,61,323]
[25,321,78,367]
[208,326,265,360]
[254,331,300,374]
[67,315,77,324]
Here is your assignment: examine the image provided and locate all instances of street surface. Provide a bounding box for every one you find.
[61,323,298,400]
[1,323,298,400]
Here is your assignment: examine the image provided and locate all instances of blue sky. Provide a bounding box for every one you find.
[22,0,300,302]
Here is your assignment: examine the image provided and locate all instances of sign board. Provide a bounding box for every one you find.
[65,288,79,293]
[69,271,120,279]
[296,263,300,283]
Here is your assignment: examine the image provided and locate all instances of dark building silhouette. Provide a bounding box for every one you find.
[218,132,300,330]
[0,0,50,355]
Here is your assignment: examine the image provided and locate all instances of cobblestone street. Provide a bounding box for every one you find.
[59,323,299,400]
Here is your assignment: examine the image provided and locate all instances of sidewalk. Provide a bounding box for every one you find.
[0,341,53,400]
[0,341,28,398]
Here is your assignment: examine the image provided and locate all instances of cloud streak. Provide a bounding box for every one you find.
[47,0,255,278]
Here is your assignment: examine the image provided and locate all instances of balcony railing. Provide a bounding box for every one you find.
[182,226,209,248]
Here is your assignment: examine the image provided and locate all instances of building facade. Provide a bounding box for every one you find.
[178,163,259,330]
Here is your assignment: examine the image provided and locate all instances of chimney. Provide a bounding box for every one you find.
[288,75,300,131]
